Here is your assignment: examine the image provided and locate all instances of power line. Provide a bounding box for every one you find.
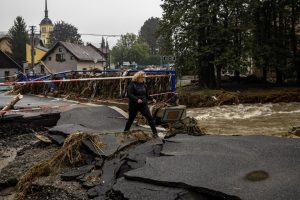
[80,33,121,37]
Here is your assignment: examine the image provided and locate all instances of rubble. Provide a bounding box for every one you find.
[0,93,300,200]
[289,126,300,137]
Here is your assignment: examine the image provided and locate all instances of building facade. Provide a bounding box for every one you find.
[38,41,106,74]
[0,35,11,54]
[40,0,53,47]
[26,43,48,65]
[0,50,22,82]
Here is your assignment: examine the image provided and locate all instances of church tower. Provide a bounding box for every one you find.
[40,0,53,47]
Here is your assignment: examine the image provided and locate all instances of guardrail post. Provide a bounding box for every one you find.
[171,70,176,95]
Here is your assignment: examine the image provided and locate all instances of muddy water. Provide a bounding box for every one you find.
[187,102,300,136]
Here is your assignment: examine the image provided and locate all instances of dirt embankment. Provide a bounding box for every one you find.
[177,85,300,108]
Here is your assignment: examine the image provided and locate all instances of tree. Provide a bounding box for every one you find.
[250,0,299,84]
[49,21,82,47]
[111,33,150,66]
[160,0,300,86]
[290,0,300,84]
[139,17,160,54]
[8,16,28,66]
[100,37,106,49]
[160,0,220,87]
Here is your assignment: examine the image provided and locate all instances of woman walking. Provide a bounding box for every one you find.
[124,71,158,137]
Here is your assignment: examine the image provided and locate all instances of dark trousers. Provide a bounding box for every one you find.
[124,102,157,134]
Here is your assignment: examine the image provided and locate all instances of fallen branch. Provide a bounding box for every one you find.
[0,93,23,118]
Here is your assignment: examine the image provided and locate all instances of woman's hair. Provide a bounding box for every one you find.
[132,71,146,81]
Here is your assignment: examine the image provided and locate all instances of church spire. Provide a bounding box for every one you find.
[45,0,48,18]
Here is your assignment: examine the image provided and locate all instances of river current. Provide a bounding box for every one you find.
[187,102,300,136]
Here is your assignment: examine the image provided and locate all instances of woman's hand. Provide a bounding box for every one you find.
[152,99,157,104]
[137,99,143,103]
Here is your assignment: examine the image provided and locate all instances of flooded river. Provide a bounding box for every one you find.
[187,102,300,136]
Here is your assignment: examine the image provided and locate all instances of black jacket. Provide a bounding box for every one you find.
[127,81,153,104]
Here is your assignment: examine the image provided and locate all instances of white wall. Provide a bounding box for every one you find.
[0,68,18,82]
[77,61,105,71]
[43,45,77,73]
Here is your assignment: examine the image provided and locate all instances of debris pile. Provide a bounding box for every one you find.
[14,72,172,101]
[16,132,106,200]
[137,102,206,137]
[1,94,300,200]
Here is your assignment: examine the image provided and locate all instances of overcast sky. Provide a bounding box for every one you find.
[0,0,163,47]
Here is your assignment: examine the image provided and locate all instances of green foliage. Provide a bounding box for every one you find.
[111,33,150,66]
[8,16,28,66]
[49,21,82,47]
[249,0,300,83]
[159,0,300,87]
[139,17,160,54]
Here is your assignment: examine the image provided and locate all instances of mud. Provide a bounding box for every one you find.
[178,86,300,107]
[0,96,299,200]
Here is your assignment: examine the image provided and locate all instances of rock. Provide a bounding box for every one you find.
[47,134,65,145]
[94,158,104,169]
[80,170,102,189]
[289,126,300,136]
[61,165,94,181]
[80,152,96,165]
[0,178,17,191]
[87,185,101,198]
[87,159,119,198]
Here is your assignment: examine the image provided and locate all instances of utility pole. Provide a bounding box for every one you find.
[29,26,36,72]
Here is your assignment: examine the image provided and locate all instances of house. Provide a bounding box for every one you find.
[25,43,49,74]
[0,50,22,82]
[26,43,48,65]
[38,41,106,74]
[98,46,110,66]
[0,34,11,54]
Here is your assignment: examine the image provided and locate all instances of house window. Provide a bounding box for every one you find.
[83,68,87,74]
[71,56,74,60]
[42,27,46,33]
[56,54,65,62]
[48,57,52,61]
[4,71,10,81]
[41,66,45,74]
[59,47,63,52]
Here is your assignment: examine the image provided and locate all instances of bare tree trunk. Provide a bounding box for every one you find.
[0,93,23,118]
